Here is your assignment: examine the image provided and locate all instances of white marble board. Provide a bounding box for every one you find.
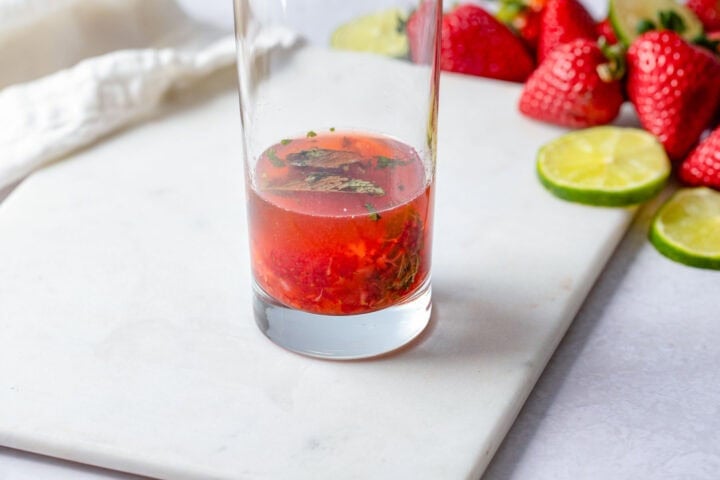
[0,64,633,479]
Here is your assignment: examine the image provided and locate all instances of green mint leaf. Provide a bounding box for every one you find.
[307,130,317,138]
[280,139,292,145]
[345,179,385,195]
[376,156,409,169]
[364,203,381,221]
[267,149,285,167]
[265,174,385,195]
[287,148,361,168]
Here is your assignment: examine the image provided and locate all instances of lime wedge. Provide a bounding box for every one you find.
[330,8,409,58]
[609,0,704,45]
[650,187,720,269]
[537,127,671,206]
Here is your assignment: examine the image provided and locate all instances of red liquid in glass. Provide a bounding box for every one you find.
[247,132,434,315]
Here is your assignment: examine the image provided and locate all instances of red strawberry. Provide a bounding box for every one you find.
[708,30,720,54]
[519,38,625,127]
[687,0,720,31]
[626,31,720,160]
[596,17,618,45]
[496,0,548,52]
[679,126,720,189]
[407,0,440,64]
[439,4,535,82]
[537,0,597,63]
[518,11,544,52]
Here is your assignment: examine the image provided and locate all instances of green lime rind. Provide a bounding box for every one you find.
[650,223,720,269]
[536,127,671,207]
[649,188,720,270]
[609,0,704,46]
[537,164,669,206]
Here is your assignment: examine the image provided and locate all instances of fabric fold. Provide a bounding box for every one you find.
[0,0,236,190]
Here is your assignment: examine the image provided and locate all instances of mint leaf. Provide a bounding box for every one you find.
[267,150,285,167]
[265,174,385,195]
[287,148,361,168]
[364,203,381,221]
[376,156,409,169]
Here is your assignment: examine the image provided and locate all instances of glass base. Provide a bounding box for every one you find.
[253,279,432,360]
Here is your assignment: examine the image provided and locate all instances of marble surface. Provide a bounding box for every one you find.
[3,189,719,480]
[2,2,719,480]
[0,50,633,479]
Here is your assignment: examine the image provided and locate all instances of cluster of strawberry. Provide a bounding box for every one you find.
[258,213,426,315]
[407,0,720,189]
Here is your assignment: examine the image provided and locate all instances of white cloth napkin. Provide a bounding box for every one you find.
[0,0,237,190]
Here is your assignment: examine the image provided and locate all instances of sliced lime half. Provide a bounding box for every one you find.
[537,127,671,207]
[650,187,720,269]
[609,0,704,45]
[330,8,409,58]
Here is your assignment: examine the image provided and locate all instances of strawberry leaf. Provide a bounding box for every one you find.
[692,34,720,52]
[659,10,687,33]
[598,37,627,81]
[636,19,657,35]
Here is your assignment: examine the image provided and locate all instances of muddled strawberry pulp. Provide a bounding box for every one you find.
[248,132,434,315]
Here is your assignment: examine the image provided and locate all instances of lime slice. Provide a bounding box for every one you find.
[650,187,720,269]
[537,127,671,206]
[609,0,704,45]
[330,8,409,58]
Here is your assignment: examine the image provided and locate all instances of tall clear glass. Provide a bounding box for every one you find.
[233,0,442,359]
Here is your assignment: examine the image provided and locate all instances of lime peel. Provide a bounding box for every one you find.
[537,126,671,207]
[649,187,720,270]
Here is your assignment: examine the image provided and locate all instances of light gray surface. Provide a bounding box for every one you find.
[2,1,718,480]
[484,190,720,479]
[4,186,718,480]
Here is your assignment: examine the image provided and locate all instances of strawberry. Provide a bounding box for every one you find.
[687,0,720,32]
[679,126,720,189]
[626,31,720,160]
[496,0,548,52]
[519,38,625,127]
[596,17,618,45]
[438,4,535,82]
[407,0,439,64]
[708,30,720,54]
[537,0,597,63]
